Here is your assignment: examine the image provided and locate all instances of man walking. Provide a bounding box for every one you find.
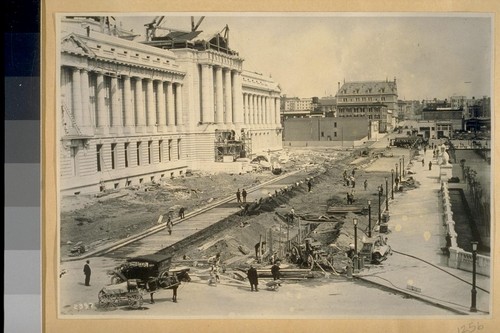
[271,261,281,286]
[247,265,259,292]
[242,189,247,203]
[363,179,368,191]
[166,216,173,235]
[236,189,242,203]
[422,158,425,167]
[429,161,432,170]
[178,207,186,219]
[83,260,91,286]
[307,179,312,192]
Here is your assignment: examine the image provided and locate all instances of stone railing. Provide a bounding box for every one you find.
[441,182,490,277]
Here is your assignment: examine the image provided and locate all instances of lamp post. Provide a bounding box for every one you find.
[385,177,389,211]
[378,185,382,224]
[353,218,359,272]
[368,200,372,238]
[399,158,402,180]
[470,241,478,312]
[353,218,358,254]
[391,169,394,200]
[402,155,405,177]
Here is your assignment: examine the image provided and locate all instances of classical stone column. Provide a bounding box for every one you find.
[248,94,254,125]
[175,83,183,127]
[80,69,92,135]
[264,96,269,126]
[252,94,257,125]
[201,64,214,124]
[122,75,135,133]
[134,77,146,132]
[156,80,166,131]
[269,95,276,125]
[71,68,83,129]
[110,76,122,133]
[215,66,224,124]
[231,71,244,126]
[166,81,175,129]
[258,95,263,126]
[243,93,248,124]
[145,79,156,131]
[275,97,281,125]
[96,72,108,133]
[224,69,233,124]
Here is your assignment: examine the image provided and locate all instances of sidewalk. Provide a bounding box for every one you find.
[356,148,491,315]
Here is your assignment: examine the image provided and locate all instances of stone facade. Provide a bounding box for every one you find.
[59,17,282,194]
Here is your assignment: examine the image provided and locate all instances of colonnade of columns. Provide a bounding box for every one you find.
[242,92,281,126]
[66,66,183,136]
[200,64,243,126]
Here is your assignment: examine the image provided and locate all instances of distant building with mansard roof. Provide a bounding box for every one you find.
[335,78,398,132]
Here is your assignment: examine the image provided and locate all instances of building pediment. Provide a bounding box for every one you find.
[61,33,96,58]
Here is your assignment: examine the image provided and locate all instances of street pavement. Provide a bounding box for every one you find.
[356,139,491,315]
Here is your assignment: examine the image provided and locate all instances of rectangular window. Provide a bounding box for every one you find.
[111,143,117,169]
[177,139,181,160]
[168,139,172,161]
[136,142,141,166]
[148,140,153,164]
[71,146,78,176]
[334,122,337,128]
[321,131,324,137]
[124,143,129,168]
[158,140,163,163]
[96,144,103,172]
[334,132,337,137]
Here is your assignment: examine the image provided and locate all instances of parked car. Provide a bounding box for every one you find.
[359,235,392,264]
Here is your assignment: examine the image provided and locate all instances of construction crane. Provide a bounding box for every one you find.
[145,16,205,41]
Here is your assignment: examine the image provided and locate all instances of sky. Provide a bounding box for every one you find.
[114,14,492,101]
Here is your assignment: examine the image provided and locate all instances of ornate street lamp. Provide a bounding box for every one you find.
[391,169,394,200]
[378,185,382,224]
[368,200,372,238]
[353,218,359,273]
[470,241,478,312]
[402,155,405,177]
[385,177,389,211]
[399,158,402,180]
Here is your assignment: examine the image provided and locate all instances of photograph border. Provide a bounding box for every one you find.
[43,1,499,332]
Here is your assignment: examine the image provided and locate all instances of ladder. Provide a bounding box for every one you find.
[62,102,82,136]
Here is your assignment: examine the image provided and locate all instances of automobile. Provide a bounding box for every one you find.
[100,254,191,309]
[359,235,392,264]
[108,254,190,285]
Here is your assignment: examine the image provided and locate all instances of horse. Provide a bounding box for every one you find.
[157,270,191,303]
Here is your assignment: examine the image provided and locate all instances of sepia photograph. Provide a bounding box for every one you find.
[51,10,493,325]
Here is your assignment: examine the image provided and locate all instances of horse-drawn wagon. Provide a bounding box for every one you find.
[99,254,190,309]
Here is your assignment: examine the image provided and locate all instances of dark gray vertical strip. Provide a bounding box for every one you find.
[5,120,40,163]
[5,1,41,332]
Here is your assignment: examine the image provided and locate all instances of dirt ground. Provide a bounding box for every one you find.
[61,144,404,270]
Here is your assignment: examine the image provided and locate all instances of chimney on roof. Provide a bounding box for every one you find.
[338,82,340,91]
[394,76,396,83]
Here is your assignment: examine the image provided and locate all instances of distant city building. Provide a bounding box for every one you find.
[466,96,490,118]
[335,78,398,132]
[281,96,313,119]
[317,96,337,117]
[59,16,282,194]
[283,117,373,147]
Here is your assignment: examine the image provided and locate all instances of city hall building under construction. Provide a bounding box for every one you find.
[59,16,282,195]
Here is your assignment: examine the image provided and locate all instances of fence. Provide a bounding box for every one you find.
[257,219,312,263]
[441,181,490,277]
